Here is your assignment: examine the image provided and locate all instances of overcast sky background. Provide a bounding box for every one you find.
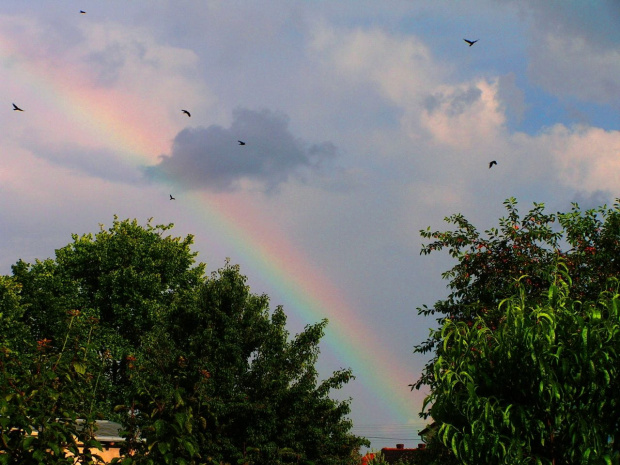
[1,0,620,450]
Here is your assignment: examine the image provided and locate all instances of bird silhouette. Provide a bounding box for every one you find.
[489,160,497,169]
[80,10,86,14]
[170,194,176,200]
[464,39,478,47]
[182,109,191,117]
[238,140,246,145]
[12,103,23,111]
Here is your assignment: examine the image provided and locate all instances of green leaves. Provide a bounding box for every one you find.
[116,258,365,465]
[426,278,620,464]
[72,361,87,375]
[0,309,104,464]
[417,198,620,464]
[4,219,366,465]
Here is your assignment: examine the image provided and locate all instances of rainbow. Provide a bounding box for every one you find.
[0,24,426,430]
[0,27,171,164]
[183,191,425,424]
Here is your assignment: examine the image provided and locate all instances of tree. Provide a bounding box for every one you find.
[414,423,460,465]
[0,287,106,464]
[414,199,620,464]
[4,218,366,464]
[11,217,205,414]
[116,261,367,465]
[426,271,620,464]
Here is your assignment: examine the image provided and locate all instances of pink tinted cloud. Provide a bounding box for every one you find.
[545,125,620,193]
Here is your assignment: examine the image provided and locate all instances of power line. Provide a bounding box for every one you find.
[352,424,428,448]
[351,426,425,432]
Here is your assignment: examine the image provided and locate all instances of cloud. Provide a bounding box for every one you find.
[424,86,482,117]
[569,190,614,211]
[27,144,144,185]
[80,22,204,91]
[496,73,527,125]
[527,32,620,106]
[420,80,506,149]
[303,23,620,211]
[515,0,620,49]
[146,108,338,192]
[507,1,620,108]
[542,125,620,193]
[310,25,446,106]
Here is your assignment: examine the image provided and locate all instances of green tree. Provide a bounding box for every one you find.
[11,217,205,414]
[0,304,106,464]
[415,199,620,464]
[426,271,620,464]
[5,219,366,464]
[12,217,204,349]
[414,424,459,465]
[116,261,367,465]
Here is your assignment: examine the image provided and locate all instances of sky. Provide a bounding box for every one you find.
[1,0,620,451]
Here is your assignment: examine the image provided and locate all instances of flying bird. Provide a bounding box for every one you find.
[182,109,191,117]
[80,10,86,14]
[170,194,176,200]
[12,103,23,111]
[238,140,246,145]
[489,160,497,169]
[463,39,478,47]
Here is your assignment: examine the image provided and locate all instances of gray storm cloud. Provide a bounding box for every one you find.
[146,108,337,192]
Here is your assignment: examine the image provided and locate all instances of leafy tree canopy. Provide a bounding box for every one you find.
[1,218,367,465]
[427,271,620,464]
[415,198,620,464]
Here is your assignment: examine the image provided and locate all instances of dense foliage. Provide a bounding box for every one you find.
[428,271,620,464]
[0,218,367,464]
[415,199,620,464]
[0,282,104,465]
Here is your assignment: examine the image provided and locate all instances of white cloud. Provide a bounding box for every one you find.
[543,125,620,193]
[420,80,506,149]
[311,26,438,97]
[307,23,620,204]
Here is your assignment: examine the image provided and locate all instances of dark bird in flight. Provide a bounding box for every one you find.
[170,194,176,200]
[182,109,191,117]
[463,39,478,47]
[80,10,86,14]
[238,140,246,145]
[489,160,497,169]
[12,103,23,111]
